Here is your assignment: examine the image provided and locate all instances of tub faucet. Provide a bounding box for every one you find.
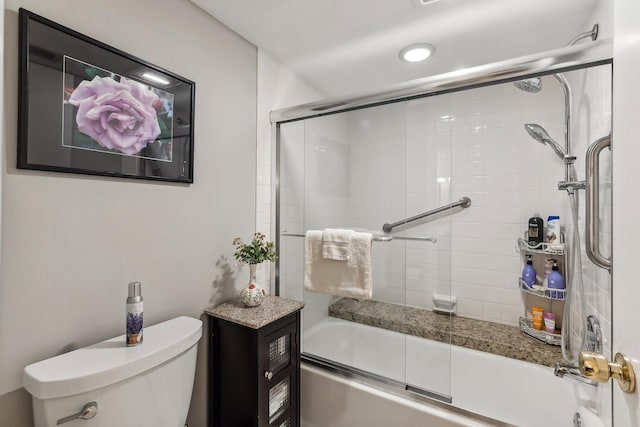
[554,362,598,386]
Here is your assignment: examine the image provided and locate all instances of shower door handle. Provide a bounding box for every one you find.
[579,351,636,393]
[585,134,612,271]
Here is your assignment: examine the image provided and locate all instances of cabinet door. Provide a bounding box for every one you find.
[260,319,298,427]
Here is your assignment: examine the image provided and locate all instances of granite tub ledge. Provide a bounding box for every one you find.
[206,295,304,329]
[328,298,562,368]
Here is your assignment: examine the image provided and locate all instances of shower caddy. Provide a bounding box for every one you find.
[516,233,566,346]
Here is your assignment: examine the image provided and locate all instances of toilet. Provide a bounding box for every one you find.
[23,316,202,427]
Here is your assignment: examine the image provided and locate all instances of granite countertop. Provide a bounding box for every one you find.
[329,298,562,368]
[206,296,304,329]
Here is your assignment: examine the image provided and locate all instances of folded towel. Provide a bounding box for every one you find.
[322,228,354,261]
[304,230,373,299]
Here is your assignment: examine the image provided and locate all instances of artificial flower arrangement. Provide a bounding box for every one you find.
[232,232,277,265]
[232,233,277,307]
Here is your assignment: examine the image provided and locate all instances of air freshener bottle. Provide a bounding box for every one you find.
[126,281,143,346]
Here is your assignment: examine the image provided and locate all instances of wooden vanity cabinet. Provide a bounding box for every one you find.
[208,298,302,427]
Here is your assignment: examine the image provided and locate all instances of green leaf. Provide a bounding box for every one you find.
[85,67,110,80]
[157,115,170,138]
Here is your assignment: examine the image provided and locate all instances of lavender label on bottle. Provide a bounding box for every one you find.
[126,302,143,346]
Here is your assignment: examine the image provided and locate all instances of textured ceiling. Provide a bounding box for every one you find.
[191,0,600,97]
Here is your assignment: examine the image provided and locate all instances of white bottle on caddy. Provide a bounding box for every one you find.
[541,258,554,292]
[546,215,561,248]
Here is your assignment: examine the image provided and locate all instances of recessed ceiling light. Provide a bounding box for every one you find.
[399,43,436,63]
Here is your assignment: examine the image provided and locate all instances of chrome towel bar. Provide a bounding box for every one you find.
[382,197,471,233]
[280,231,436,243]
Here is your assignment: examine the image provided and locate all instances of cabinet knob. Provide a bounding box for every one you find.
[264,371,273,380]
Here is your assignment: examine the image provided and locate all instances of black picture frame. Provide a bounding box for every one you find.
[18,9,195,183]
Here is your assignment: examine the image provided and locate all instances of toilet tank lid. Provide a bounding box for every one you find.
[23,316,202,400]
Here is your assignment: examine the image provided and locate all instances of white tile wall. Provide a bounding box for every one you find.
[274,64,612,336]
[564,65,613,359]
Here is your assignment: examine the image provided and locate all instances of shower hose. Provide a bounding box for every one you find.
[562,166,587,364]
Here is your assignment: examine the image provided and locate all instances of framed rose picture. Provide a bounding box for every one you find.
[18,9,195,183]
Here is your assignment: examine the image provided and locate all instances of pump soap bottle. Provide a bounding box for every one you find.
[126,281,143,346]
[547,260,565,299]
[542,258,553,289]
[521,255,537,288]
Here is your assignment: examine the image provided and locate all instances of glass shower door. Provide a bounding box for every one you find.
[275,53,614,426]
[277,98,454,401]
[401,94,454,399]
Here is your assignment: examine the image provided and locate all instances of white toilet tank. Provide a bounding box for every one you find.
[23,316,202,427]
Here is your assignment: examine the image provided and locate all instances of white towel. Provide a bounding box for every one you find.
[322,228,354,261]
[304,230,373,299]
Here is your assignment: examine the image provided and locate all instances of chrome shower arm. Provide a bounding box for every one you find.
[554,363,598,386]
[566,24,599,47]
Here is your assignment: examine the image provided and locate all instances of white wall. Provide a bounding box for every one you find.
[281,69,611,330]
[612,0,640,424]
[448,69,610,330]
[255,49,322,292]
[255,49,332,344]
[0,1,257,425]
[347,103,412,305]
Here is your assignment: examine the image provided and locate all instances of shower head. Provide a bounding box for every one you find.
[524,123,567,160]
[514,77,542,93]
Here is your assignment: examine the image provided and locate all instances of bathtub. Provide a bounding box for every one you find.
[301,317,609,427]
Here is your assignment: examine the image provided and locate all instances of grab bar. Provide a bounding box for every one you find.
[382,197,471,233]
[280,231,437,243]
[585,135,611,271]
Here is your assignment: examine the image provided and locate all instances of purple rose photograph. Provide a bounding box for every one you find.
[62,56,174,162]
[19,9,194,183]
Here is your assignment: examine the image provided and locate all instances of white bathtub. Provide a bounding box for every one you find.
[302,318,610,427]
[301,364,502,427]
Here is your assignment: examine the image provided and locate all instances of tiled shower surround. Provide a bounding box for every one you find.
[275,65,612,352]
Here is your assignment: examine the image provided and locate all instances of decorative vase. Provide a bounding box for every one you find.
[240,264,266,307]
